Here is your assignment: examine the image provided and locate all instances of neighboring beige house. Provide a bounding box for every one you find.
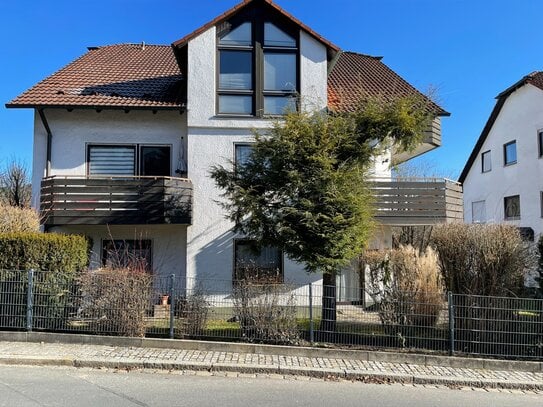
[459,72,543,242]
[6,0,460,301]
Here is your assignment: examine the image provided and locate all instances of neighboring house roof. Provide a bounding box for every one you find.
[171,0,339,53]
[458,71,543,183]
[6,44,185,110]
[328,51,449,116]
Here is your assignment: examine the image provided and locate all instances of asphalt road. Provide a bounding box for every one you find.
[0,365,540,407]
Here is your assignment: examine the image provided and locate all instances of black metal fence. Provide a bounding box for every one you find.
[0,269,542,360]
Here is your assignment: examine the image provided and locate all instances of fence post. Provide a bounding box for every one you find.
[448,291,454,356]
[169,274,175,339]
[309,283,314,344]
[26,269,34,332]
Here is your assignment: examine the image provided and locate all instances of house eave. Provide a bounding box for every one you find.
[5,103,186,112]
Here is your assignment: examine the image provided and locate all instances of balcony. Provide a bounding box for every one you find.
[40,176,192,226]
[370,177,463,226]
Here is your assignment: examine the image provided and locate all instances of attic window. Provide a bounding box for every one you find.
[217,17,299,117]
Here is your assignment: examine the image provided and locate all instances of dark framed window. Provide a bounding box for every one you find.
[88,145,136,176]
[140,146,171,176]
[481,150,491,173]
[234,239,283,283]
[503,140,517,166]
[234,143,254,168]
[217,14,299,117]
[504,195,520,220]
[102,240,153,271]
[87,144,171,176]
[538,130,543,158]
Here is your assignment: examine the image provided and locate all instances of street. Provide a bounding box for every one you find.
[0,365,540,406]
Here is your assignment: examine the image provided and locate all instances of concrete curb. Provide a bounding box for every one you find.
[0,355,541,391]
[1,331,541,373]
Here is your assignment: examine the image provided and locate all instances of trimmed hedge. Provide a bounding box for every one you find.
[0,232,89,330]
[0,232,89,272]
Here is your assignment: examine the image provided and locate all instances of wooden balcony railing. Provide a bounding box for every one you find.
[40,176,192,226]
[370,177,463,226]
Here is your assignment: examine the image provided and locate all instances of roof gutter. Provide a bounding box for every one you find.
[37,109,52,177]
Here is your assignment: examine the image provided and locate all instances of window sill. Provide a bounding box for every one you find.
[481,169,491,173]
[504,161,517,167]
[504,217,521,221]
[213,114,286,120]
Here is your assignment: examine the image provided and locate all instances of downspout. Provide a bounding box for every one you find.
[37,108,52,177]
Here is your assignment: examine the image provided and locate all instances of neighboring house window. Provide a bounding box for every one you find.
[541,191,543,218]
[538,130,543,158]
[471,200,486,224]
[503,140,517,166]
[88,145,171,176]
[235,144,254,168]
[217,17,298,116]
[504,195,520,220]
[234,240,283,283]
[102,240,152,271]
[481,150,491,173]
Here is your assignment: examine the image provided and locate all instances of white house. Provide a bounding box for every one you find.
[459,71,543,242]
[6,0,457,300]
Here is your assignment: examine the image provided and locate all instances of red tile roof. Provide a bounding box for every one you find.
[172,0,339,52]
[7,44,184,110]
[328,52,449,116]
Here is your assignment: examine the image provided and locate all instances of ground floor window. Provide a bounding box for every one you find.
[233,240,283,283]
[504,195,520,220]
[102,239,153,271]
[471,200,486,224]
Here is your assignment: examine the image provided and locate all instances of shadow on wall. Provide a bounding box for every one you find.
[194,230,235,295]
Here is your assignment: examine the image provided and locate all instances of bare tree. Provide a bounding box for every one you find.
[1,159,31,208]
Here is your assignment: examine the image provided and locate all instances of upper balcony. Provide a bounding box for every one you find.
[40,176,192,227]
[370,177,463,226]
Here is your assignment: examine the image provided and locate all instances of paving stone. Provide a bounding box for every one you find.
[0,341,541,390]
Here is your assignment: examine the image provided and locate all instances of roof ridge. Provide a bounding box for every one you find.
[171,0,339,51]
[89,43,170,50]
[342,50,383,60]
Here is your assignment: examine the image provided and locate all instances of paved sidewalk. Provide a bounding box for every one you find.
[0,340,542,391]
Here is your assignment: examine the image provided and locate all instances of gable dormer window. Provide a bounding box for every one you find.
[217,18,298,117]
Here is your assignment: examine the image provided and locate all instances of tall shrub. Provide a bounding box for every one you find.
[431,224,538,356]
[0,204,39,233]
[430,224,529,296]
[362,245,444,339]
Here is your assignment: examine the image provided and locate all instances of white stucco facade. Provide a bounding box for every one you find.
[32,109,188,278]
[463,84,543,238]
[183,25,328,293]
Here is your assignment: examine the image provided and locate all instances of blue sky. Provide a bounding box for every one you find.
[1,0,542,178]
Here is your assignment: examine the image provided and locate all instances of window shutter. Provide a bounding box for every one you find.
[89,146,135,175]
